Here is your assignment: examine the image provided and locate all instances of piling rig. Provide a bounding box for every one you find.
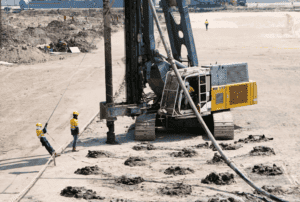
[100,0,257,141]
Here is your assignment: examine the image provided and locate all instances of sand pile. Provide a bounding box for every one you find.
[193,142,209,149]
[201,172,236,185]
[164,166,195,176]
[86,150,113,158]
[159,183,192,196]
[74,165,100,175]
[115,175,144,185]
[207,153,226,165]
[235,135,273,144]
[250,146,275,156]
[210,143,243,151]
[124,157,146,167]
[170,148,198,158]
[252,164,283,176]
[60,186,105,200]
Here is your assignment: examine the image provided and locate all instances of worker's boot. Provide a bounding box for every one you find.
[72,147,76,152]
[54,152,60,157]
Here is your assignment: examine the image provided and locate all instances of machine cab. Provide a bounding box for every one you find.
[160,67,211,118]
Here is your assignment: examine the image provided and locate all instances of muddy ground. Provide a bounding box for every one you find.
[1,10,300,202]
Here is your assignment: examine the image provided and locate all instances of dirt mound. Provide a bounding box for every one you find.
[47,20,65,28]
[159,183,192,196]
[207,153,226,164]
[86,150,113,158]
[110,199,135,202]
[124,157,146,167]
[60,186,105,200]
[193,142,209,149]
[252,164,283,176]
[235,135,273,144]
[170,148,198,158]
[201,172,236,185]
[0,45,49,63]
[115,175,144,185]
[210,143,243,151]
[164,166,195,176]
[74,165,100,175]
[132,143,155,151]
[250,146,275,156]
[254,185,286,195]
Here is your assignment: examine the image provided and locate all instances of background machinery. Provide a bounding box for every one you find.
[100,0,257,141]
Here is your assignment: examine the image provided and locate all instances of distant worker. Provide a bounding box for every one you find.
[58,39,68,52]
[64,15,66,21]
[70,111,79,152]
[36,123,59,157]
[205,19,209,31]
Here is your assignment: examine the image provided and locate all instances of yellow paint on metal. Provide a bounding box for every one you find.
[211,81,257,112]
[211,86,226,111]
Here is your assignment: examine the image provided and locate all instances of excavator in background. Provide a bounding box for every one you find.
[100,0,257,141]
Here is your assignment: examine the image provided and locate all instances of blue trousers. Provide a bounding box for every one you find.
[72,135,78,148]
[40,137,55,155]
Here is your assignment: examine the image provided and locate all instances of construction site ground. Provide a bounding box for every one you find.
[1,10,300,202]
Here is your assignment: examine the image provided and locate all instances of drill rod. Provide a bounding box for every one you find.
[148,0,287,201]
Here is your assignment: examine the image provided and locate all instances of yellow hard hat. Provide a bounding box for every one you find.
[36,123,42,127]
[47,46,50,49]
[73,111,79,116]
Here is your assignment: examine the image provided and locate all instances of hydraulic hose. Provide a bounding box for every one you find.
[148,1,288,201]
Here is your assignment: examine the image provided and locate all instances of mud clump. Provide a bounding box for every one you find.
[74,165,100,175]
[207,153,226,165]
[60,186,105,200]
[124,157,146,167]
[159,183,192,196]
[210,143,242,151]
[201,172,236,185]
[132,143,155,151]
[115,175,144,185]
[254,185,286,195]
[193,142,209,149]
[87,150,113,158]
[252,164,283,176]
[235,135,273,144]
[170,148,198,158]
[250,146,275,156]
[164,166,195,176]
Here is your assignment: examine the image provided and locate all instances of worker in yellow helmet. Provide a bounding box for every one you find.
[36,123,59,157]
[205,19,209,31]
[70,111,79,152]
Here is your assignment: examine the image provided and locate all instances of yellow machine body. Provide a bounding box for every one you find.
[211,81,257,111]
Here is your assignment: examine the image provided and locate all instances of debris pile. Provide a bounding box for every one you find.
[170,148,198,158]
[250,146,275,156]
[74,165,100,175]
[252,164,283,176]
[124,157,146,167]
[210,143,243,151]
[60,186,105,200]
[207,153,226,164]
[193,142,209,149]
[87,150,113,158]
[132,143,155,151]
[115,175,144,185]
[164,166,195,176]
[235,135,273,144]
[254,185,286,195]
[159,183,192,196]
[201,172,236,185]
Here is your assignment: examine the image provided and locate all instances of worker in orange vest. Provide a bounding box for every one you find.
[70,111,79,152]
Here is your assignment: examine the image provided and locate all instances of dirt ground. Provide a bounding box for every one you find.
[0,9,123,63]
[1,10,300,202]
